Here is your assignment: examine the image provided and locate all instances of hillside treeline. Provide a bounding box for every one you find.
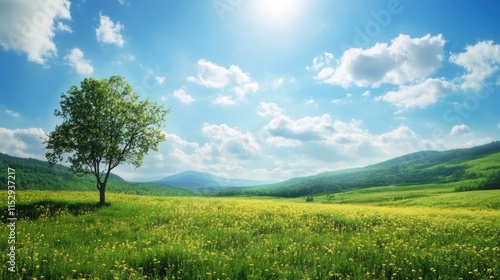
[218,141,500,197]
[0,153,193,196]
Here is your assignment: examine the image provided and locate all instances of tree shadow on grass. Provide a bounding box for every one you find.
[1,200,109,222]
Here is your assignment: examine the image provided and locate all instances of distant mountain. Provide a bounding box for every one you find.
[218,141,500,197]
[154,170,274,191]
[3,140,500,198]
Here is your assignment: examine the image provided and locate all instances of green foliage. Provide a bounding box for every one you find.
[0,191,498,279]
[0,153,193,196]
[45,76,170,204]
[455,170,500,192]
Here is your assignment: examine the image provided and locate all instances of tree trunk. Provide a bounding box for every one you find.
[99,182,106,206]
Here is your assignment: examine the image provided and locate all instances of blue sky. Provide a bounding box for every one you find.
[1,0,500,181]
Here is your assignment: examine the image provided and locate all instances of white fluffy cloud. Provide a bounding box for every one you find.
[188,59,232,89]
[450,40,500,91]
[64,48,94,75]
[0,127,47,159]
[113,124,263,180]
[378,78,455,111]
[212,95,236,106]
[450,124,471,136]
[308,34,445,87]
[257,102,283,118]
[264,113,335,142]
[188,59,259,104]
[96,14,125,47]
[258,102,355,145]
[0,0,71,64]
[172,89,195,104]
[257,102,433,162]
[202,123,261,160]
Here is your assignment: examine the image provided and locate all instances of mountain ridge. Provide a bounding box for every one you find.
[1,141,499,197]
[218,141,500,197]
[154,170,274,191]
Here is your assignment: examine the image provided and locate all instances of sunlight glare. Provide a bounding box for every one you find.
[254,0,302,27]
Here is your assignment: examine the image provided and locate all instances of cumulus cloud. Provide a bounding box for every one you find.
[64,48,93,75]
[450,40,500,91]
[172,89,195,104]
[0,127,47,159]
[256,102,434,162]
[450,124,471,136]
[308,34,446,87]
[113,124,263,180]
[265,136,303,148]
[0,0,71,64]
[257,102,283,118]
[378,78,455,111]
[202,123,261,160]
[264,113,335,142]
[378,125,419,143]
[188,59,259,104]
[259,102,361,145]
[212,95,236,106]
[188,59,232,89]
[234,82,259,99]
[96,14,125,47]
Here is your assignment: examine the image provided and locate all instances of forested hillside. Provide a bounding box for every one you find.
[218,141,500,197]
[0,153,193,196]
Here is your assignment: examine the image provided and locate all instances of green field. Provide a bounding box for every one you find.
[1,190,499,279]
[312,182,500,209]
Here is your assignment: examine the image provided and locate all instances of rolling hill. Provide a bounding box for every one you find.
[2,141,500,198]
[218,141,500,197]
[154,170,273,191]
[0,153,194,196]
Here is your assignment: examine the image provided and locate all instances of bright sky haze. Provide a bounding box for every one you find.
[1,0,500,181]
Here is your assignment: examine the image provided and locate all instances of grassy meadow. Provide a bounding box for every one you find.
[1,190,499,279]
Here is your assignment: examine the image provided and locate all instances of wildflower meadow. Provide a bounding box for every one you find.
[1,190,499,279]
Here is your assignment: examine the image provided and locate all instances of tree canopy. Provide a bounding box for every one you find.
[45,76,170,205]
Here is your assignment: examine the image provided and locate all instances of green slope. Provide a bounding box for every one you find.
[218,141,500,197]
[0,153,194,196]
[304,182,500,209]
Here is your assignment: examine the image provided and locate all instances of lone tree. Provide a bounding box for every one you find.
[45,76,170,205]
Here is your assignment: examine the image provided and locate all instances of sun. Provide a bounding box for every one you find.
[253,0,303,27]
